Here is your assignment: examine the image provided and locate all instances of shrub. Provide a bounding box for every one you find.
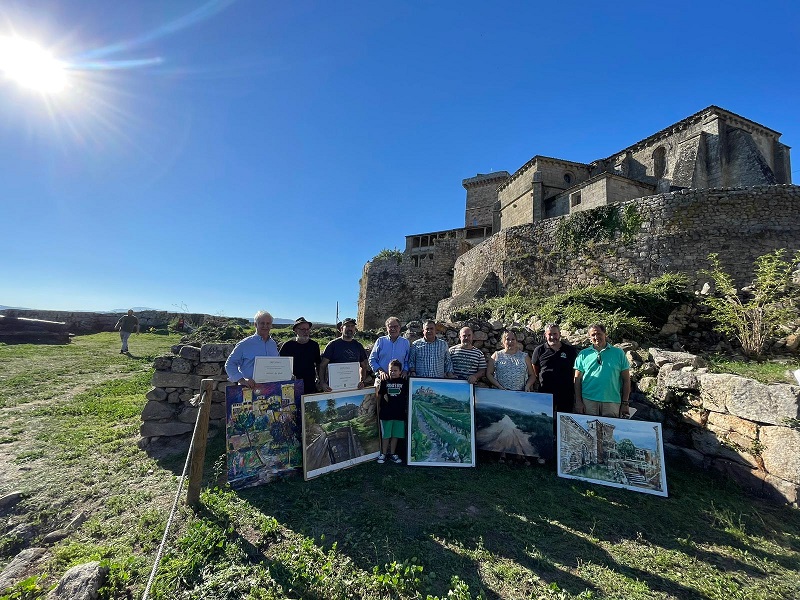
[701,249,800,357]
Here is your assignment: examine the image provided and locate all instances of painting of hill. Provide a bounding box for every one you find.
[474,389,554,460]
[408,378,475,467]
[301,388,380,480]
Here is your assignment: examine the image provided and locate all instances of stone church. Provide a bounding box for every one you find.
[357,106,794,330]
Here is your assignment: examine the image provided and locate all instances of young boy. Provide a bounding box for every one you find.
[377,359,408,464]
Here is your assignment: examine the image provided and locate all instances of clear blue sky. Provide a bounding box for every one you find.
[1,0,798,324]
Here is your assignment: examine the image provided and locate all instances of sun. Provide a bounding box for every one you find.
[0,35,67,94]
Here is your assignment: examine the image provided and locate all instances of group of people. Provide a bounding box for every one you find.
[224,312,631,465]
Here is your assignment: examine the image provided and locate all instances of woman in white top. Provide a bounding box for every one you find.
[486,330,536,392]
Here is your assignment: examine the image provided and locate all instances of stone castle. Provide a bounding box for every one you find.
[357,105,796,329]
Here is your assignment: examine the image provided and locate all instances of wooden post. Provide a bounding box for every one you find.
[186,378,214,508]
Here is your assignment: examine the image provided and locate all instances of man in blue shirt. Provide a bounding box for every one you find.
[369,316,410,384]
[225,310,279,389]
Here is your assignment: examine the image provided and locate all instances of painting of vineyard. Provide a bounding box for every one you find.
[474,388,554,461]
[225,380,304,490]
[301,389,380,480]
[408,378,475,467]
[558,413,668,497]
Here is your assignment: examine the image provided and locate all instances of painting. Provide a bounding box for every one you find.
[301,388,381,480]
[557,413,668,497]
[474,388,554,461]
[225,380,304,490]
[408,378,475,467]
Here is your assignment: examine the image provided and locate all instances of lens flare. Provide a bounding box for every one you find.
[0,35,67,93]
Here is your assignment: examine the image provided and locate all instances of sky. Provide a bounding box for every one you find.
[1,0,798,324]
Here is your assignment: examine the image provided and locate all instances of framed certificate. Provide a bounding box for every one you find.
[253,356,293,383]
[328,361,360,390]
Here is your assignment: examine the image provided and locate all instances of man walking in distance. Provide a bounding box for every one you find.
[574,323,631,418]
[449,327,487,384]
[532,323,578,417]
[319,317,369,391]
[369,316,410,387]
[279,317,321,394]
[409,320,454,379]
[114,309,139,354]
[225,311,279,389]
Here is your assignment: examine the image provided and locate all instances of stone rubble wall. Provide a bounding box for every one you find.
[0,309,210,334]
[439,185,800,320]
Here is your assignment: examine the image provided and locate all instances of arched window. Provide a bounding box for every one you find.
[653,146,666,179]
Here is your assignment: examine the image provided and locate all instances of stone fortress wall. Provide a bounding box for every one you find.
[0,309,210,334]
[438,185,800,318]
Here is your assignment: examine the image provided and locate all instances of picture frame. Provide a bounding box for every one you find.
[408,378,475,467]
[301,388,380,480]
[557,413,668,497]
[474,388,554,461]
[225,380,304,490]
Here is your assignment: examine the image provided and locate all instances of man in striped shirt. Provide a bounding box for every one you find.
[449,327,487,384]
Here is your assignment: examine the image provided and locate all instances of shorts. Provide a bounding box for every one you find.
[582,398,621,418]
[380,419,405,439]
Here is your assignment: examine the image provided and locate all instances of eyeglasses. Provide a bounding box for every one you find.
[596,353,602,365]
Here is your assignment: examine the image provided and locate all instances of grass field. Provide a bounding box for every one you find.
[1,333,799,599]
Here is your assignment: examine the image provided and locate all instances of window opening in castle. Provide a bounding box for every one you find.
[564,173,572,185]
[570,191,582,207]
[653,146,666,179]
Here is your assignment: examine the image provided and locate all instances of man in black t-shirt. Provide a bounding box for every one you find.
[279,317,321,394]
[531,323,578,418]
[319,318,369,391]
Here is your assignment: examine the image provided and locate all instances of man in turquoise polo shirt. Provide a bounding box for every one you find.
[573,323,631,418]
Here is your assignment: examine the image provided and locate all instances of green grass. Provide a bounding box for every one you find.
[706,354,800,384]
[1,333,799,599]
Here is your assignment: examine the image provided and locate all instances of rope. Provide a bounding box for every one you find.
[141,387,209,600]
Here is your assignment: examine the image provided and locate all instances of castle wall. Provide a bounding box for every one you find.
[439,185,800,318]
[463,172,509,228]
[358,238,460,330]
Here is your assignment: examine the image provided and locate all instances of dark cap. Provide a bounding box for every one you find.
[292,317,313,330]
[342,317,357,326]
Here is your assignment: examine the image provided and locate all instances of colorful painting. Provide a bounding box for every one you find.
[474,388,554,461]
[301,389,380,480]
[225,380,303,490]
[408,378,475,467]
[557,413,668,497]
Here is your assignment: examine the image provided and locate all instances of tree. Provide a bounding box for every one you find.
[702,250,800,357]
[617,438,636,460]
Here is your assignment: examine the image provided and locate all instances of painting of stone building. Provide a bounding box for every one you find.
[474,388,554,461]
[557,413,667,497]
[301,389,380,480]
[226,380,304,490]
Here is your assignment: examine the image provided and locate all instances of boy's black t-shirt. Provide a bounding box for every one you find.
[378,377,408,421]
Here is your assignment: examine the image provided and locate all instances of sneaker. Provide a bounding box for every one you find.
[390,454,402,464]
[377,453,386,464]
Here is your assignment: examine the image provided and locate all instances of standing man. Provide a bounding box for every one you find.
[114,309,139,354]
[369,316,410,384]
[319,317,369,391]
[409,320,454,379]
[532,323,578,416]
[574,323,631,418]
[279,317,321,394]
[449,327,487,384]
[225,311,279,389]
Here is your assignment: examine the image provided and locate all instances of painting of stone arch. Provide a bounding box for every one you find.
[474,388,554,461]
[226,380,304,490]
[301,388,380,480]
[408,378,475,467]
[557,413,668,497]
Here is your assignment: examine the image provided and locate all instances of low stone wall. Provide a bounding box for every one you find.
[634,348,799,506]
[139,343,235,444]
[0,309,209,334]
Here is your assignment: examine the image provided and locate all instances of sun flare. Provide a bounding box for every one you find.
[0,35,67,93]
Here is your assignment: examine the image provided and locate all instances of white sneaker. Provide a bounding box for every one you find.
[377,453,386,464]
[390,454,402,464]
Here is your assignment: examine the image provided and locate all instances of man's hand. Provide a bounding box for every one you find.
[239,378,257,389]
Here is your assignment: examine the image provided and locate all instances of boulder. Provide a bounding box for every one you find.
[178,345,201,361]
[47,561,108,600]
[760,426,800,484]
[145,387,168,402]
[648,348,706,369]
[0,547,47,592]
[151,371,202,389]
[664,370,700,392]
[196,362,222,376]
[200,343,234,362]
[140,421,194,437]
[153,356,173,371]
[141,401,176,421]
[170,358,193,374]
[763,474,798,505]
